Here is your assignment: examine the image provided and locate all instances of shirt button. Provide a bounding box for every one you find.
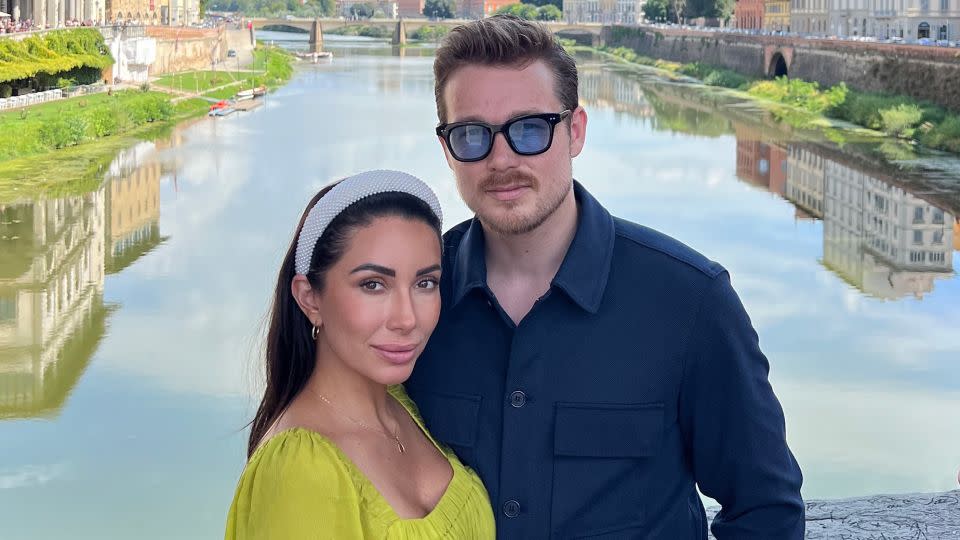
[509,390,526,408]
[503,499,521,518]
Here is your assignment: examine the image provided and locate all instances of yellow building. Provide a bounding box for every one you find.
[764,0,790,32]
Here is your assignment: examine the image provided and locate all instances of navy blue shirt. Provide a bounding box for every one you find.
[406,182,804,539]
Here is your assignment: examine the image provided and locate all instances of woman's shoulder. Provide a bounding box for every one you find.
[242,428,357,497]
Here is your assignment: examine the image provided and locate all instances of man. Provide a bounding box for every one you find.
[406,15,805,539]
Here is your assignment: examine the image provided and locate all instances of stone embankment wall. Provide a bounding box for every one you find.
[148,27,227,76]
[602,25,960,111]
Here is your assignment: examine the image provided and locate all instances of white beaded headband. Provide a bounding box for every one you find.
[294,170,443,275]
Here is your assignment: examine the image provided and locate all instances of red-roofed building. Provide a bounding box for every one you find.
[734,0,764,30]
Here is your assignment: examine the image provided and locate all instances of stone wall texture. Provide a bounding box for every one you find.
[602,25,960,112]
[148,27,226,76]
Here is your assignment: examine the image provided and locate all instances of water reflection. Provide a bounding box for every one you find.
[0,142,165,419]
[580,65,958,300]
[732,132,956,300]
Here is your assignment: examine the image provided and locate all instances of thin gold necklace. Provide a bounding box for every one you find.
[313,390,405,454]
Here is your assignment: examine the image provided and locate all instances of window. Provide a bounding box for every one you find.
[913,230,924,244]
[932,209,944,224]
[933,230,944,244]
[914,207,925,224]
[0,294,15,322]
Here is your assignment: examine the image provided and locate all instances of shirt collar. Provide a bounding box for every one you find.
[450,181,615,314]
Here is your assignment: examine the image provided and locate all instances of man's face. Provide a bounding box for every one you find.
[440,61,587,236]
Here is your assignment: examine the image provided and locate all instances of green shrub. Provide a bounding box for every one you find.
[89,107,118,137]
[879,104,923,138]
[748,77,847,114]
[919,114,960,153]
[38,117,86,149]
[703,69,749,89]
[0,85,11,98]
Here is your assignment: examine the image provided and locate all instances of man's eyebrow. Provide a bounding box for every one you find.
[451,109,551,124]
[350,264,395,277]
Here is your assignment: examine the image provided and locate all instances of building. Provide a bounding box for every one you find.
[828,0,871,36]
[563,0,645,24]
[735,0,766,29]
[790,0,828,34]
[106,0,199,25]
[764,0,791,30]
[3,0,198,27]
[4,0,100,27]
[899,0,959,40]
[396,0,422,17]
[458,0,521,18]
[103,142,164,274]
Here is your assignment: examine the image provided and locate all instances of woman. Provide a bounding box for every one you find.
[226,170,495,539]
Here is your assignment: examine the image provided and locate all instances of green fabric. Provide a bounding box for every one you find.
[225,385,495,539]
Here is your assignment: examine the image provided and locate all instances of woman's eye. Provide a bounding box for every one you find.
[361,281,385,291]
[417,279,439,290]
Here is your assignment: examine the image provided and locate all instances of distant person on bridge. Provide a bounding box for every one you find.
[404,14,806,540]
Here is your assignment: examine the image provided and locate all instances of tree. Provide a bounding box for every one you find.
[527,0,561,8]
[495,3,538,19]
[536,4,561,20]
[423,0,456,18]
[642,0,668,21]
[670,0,685,22]
[349,2,374,18]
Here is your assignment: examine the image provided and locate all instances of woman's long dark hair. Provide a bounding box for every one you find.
[248,187,442,457]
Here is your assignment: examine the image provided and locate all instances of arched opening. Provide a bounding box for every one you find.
[938,25,947,41]
[769,52,788,78]
[917,22,930,39]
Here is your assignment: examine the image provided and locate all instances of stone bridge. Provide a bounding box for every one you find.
[248,17,604,52]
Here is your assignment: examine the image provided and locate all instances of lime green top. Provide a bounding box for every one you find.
[225,385,495,540]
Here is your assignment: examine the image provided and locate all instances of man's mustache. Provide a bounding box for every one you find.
[479,171,538,191]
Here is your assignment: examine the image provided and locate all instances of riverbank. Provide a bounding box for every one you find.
[568,42,960,155]
[0,45,294,202]
[707,490,960,539]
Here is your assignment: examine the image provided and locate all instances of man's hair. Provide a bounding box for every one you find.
[433,15,579,124]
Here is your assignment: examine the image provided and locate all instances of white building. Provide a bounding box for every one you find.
[564,0,645,24]
[791,0,830,34]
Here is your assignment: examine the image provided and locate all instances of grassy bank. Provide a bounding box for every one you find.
[0,97,207,201]
[573,42,960,154]
[0,45,295,201]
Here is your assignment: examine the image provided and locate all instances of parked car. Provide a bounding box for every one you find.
[227,49,237,58]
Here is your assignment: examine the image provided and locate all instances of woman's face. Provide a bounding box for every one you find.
[314,216,442,386]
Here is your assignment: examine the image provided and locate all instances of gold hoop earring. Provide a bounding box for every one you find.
[311,325,320,341]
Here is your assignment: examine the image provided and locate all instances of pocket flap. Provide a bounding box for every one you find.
[415,391,481,448]
[554,402,664,458]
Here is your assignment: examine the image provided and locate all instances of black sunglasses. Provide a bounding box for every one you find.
[436,110,572,163]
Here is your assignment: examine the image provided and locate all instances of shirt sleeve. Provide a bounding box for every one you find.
[225,432,365,540]
[678,271,805,539]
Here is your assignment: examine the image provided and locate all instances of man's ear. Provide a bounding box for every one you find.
[291,275,322,327]
[568,106,588,158]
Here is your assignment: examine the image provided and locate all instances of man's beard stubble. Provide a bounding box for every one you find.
[471,170,571,236]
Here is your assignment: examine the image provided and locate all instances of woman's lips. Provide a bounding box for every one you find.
[371,344,418,365]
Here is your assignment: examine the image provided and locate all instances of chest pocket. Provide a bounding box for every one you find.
[552,402,665,539]
[412,391,481,450]
[554,401,664,458]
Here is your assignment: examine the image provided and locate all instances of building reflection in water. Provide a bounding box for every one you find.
[0,142,165,420]
[735,127,956,299]
[579,67,656,120]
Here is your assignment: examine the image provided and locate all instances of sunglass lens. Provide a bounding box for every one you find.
[449,124,492,161]
[508,117,551,154]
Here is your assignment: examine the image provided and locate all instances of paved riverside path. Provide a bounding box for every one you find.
[707,490,960,538]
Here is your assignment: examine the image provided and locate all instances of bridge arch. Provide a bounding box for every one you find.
[260,24,309,34]
[769,52,788,78]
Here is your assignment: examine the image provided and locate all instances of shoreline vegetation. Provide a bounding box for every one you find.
[563,40,960,156]
[0,45,294,202]
[325,24,451,41]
